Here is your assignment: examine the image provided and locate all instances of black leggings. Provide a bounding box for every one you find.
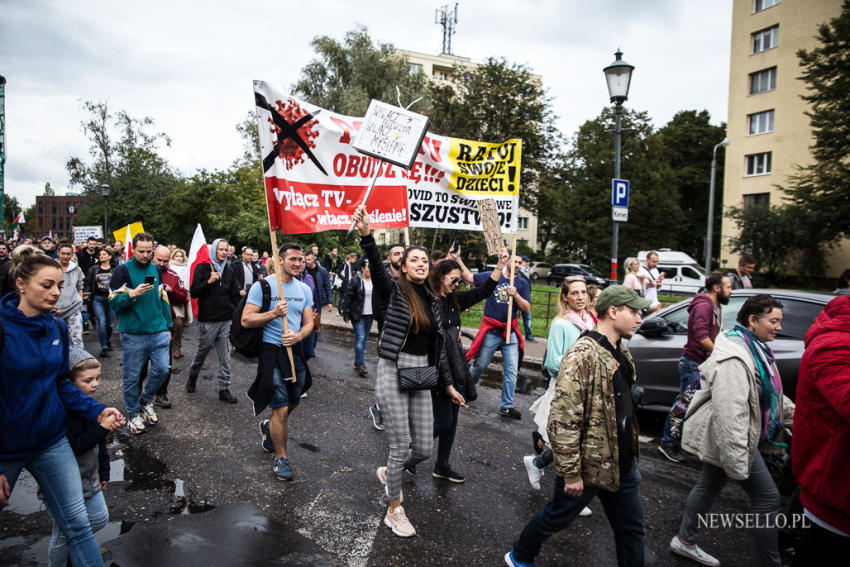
[432,393,459,468]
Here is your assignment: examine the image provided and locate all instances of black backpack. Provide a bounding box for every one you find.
[230,278,271,358]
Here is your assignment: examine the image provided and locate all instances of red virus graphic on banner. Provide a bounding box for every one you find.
[268,98,320,169]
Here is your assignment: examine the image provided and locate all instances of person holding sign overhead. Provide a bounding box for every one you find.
[465,254,531,420]
[353,205,450,538]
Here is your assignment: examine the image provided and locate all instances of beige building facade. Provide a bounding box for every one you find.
[368,49,542,252]
[721,0,849,277]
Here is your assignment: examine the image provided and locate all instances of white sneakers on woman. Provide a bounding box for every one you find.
[384,505,416,538]
[669,535,720,566]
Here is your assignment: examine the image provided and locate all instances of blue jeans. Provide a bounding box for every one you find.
[522,310,533,338]
[91,296,113,350]
[352,315,373,367]
[469,329,519,409]
[270,355,307,409]
[513,458,645,566]
[121,331,170,416]
[661,356,702,444]
[49,490,109,567]
[1,437,104,566]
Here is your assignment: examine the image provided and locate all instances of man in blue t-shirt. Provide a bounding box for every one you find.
[467,254,531,419]
[242,243,314,481]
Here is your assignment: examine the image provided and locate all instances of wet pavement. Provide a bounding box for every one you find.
[1,318,796,566]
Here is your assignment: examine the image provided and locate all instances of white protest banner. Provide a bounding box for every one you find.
[253,82,521,234]
[72,226,103,245]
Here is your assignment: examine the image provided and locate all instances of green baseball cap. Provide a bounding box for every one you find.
[595,285,652,313]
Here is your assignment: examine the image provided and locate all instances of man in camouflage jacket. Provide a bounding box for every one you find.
[506,285,650,567]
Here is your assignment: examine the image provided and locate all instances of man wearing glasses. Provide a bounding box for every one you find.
[109,232,173,435]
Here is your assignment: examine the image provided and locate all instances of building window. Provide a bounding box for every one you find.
[752,25,779,53]
[38,202,43,214]
[754,0,780,12]
[518,216,529,230]
[746,152,772,175]
[748,110,775,135]
[744,193,771,208]
[408,63,422,75]
[750,67,777,94]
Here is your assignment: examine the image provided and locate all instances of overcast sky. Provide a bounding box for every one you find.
[1,0,732,208]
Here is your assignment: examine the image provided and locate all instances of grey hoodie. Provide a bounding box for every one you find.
[57,260,85,318]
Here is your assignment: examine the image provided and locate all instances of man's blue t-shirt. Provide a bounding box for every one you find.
[473,270,531,327]
[246,275,313,346]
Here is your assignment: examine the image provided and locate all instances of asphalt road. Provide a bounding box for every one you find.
[1,322,796,566]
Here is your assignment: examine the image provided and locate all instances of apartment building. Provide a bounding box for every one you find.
[721,0,848,277]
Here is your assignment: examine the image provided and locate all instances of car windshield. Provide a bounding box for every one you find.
[579,265,605,278]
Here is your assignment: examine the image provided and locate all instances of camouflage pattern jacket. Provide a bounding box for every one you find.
[547,334,640,491]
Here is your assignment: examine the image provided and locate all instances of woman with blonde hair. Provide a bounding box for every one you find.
[622,257,645,297]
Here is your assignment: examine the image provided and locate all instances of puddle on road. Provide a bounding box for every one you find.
[3,434,215,563]
[477,366,544,396]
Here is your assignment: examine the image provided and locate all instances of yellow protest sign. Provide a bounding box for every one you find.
[447,138,522,197]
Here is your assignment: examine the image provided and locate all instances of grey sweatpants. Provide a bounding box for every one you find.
[376,352,433,501]
[678,451,781,567]
[188,320,232,389]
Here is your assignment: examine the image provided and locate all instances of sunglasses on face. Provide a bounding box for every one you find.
[446,276,461,285]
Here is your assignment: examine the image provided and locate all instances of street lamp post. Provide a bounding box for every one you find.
[101,183,110,240]
[68,203,76,241]
[603,49,634,282]
[705,138,729,274]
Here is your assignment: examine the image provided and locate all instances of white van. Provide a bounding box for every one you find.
[637,249,706,295]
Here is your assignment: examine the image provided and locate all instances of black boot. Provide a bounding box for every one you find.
[185,375,197,393]
[534,446,554,468]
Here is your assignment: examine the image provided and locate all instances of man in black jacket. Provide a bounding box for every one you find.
[77,237,100,275]
[186,238,239,403]
[232,246,261,297]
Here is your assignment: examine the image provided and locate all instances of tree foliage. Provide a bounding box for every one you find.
[655,110,727,263]
[783,0,850,273]
[550,108,682,268]
[726,204,805,284]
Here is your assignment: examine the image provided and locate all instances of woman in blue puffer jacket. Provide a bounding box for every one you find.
[0,251,125,567]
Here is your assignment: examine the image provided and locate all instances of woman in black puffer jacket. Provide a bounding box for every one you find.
[353,207,458,539]
[428,249,507,484]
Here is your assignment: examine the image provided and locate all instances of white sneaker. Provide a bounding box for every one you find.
[376,466,403,503]
[141,402,158,425]
[579,506,593,517]
[384,505,416,537]
[523,455,543,490]
[128,414,146,435]
[669,535,720,566]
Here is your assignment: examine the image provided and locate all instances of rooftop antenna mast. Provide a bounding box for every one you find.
[435,3,459,55]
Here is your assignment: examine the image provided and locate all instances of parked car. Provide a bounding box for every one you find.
[627,288,832,411]
[528,262,552,280]
[637,249,705,295]
[546,264,613,288]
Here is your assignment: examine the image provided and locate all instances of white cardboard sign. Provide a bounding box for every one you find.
[352,99,429,169]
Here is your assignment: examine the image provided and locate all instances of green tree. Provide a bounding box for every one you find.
[726,204,802,285]
[655,110,727,263]
[784,0,850,275]
[66,101,178,241]
[550,108,683,268]
[293,26,429,117]
[3,194,20,227]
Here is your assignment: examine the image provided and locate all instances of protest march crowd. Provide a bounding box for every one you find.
[0,207,847,567]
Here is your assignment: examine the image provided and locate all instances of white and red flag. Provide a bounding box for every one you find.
[187,223,209,318]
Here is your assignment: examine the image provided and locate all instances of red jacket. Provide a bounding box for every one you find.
[792,295,850,534]
[160,266,188,322]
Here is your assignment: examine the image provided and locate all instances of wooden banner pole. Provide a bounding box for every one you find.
[269,230,297,380]
[505,233,518,344]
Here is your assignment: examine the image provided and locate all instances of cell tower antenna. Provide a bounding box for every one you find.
[435,3,459,55]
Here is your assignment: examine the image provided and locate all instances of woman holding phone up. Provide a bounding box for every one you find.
[353,206,452,538]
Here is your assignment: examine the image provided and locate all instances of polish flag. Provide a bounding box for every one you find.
[187,223,209,318]
[123,224,133,263]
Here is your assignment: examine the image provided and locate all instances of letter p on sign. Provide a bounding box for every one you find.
[612,179,630,207]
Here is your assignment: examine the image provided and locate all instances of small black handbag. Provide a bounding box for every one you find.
[398,366,438,391]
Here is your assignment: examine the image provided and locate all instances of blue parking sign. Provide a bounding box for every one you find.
[612,179,630,207]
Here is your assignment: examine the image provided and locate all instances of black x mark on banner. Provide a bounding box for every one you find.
[255,92,328,176]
